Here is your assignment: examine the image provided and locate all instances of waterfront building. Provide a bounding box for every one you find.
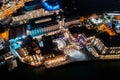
[91,33,120,55]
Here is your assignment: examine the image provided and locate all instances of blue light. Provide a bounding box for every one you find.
[27,24,31,30]
[30,28,45,37]
[42,0,60,11]
[18,41,22,45]
[0,62,5,65]
[24,4,37,11]
[39,41,44,47]
[12,43,21,49]
[24,0,40,11]
[22,35,26,38]
[15,37,21,41]
[9,36,27,49]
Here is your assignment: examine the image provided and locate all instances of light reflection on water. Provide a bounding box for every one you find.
[1,59,120,79]
[15,60,120,80]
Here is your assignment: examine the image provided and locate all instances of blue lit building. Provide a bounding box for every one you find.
[27,14,57,37]
[24,0,41,11]
[41,0,60,11]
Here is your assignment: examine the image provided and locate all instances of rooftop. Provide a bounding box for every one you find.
[96,32,120,47]
[69,26,97,37]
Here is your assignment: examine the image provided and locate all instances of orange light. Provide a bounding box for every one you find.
[99,23,116,36]
[80,16,86,22]
[115,15,120,20]
[90,14,98,18]
[0,29,9,41]
[0,0,31,20]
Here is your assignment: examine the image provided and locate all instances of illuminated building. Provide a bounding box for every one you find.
[91,33,120,55]
[68,25,97,38]
[10,35,42,66]
[88,14,103,26]
[64,17,80,27]
[41,0,60,11]
[0,38,17,71]
[0,0,120,70]
[24,0,41,11]
[98,23,117,36]
[0,38,4,50]
[12,8,45,22]
[0,0,32,20]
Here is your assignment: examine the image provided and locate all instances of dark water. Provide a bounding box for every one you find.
[1,0,120,80]
[1,60,120,80]
[61,0,120,18]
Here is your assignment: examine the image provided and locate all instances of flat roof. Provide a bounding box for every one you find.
[96,32,120,47]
